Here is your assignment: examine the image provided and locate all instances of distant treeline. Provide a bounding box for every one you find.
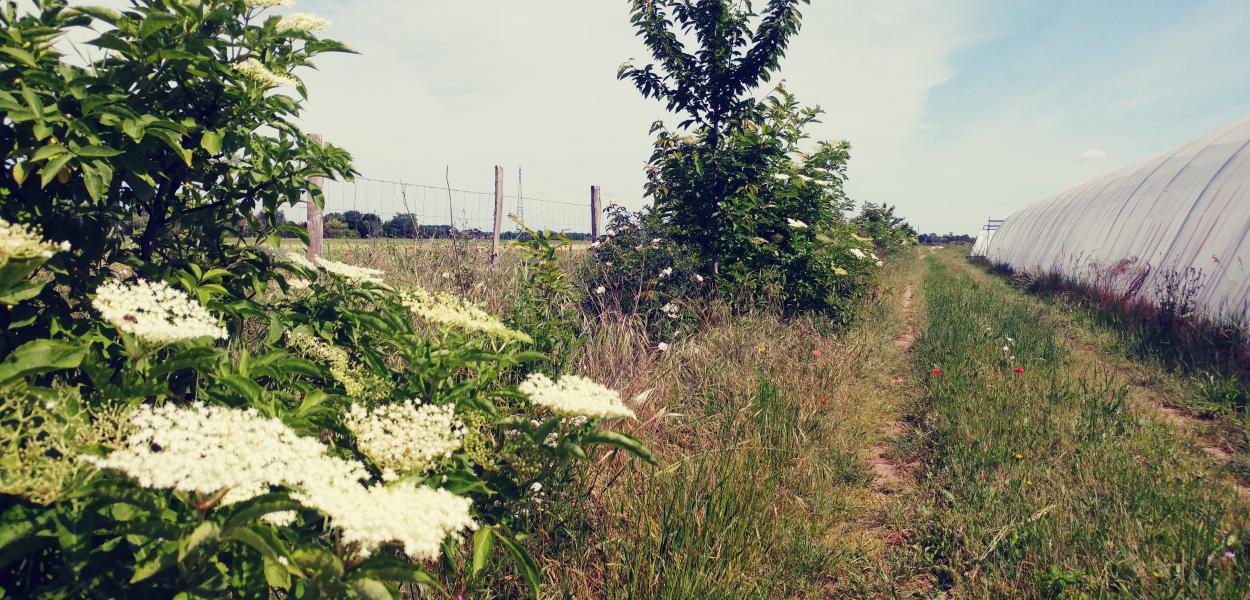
[277,211,593,240]
[918,232,975,245]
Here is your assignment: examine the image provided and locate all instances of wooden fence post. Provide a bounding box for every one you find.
[590,185,601,239]
[491,165,504,265]
[306,133,324,262]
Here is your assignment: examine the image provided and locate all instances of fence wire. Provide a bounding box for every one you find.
[282,175,593,234]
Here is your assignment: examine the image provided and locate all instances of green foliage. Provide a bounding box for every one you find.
[0,2,649,598]
[851,202,918,252]
[507,222,584,376]
[619,0,912,318]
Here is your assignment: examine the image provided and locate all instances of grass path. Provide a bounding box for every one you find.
[888,249,1250,598]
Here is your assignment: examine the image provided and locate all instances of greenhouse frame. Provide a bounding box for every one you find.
[972,116,1250,325]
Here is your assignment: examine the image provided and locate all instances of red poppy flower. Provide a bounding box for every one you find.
[1014,368,1024,374]
[819,396,829,406]
[932,368,942,376]
[812,349,822,358]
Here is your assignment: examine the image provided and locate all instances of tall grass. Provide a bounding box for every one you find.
[903,252,1250,597]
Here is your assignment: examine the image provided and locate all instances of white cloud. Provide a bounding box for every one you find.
[1077,148,1108,160]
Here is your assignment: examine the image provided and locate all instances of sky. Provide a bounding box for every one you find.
[58,0,1250,234]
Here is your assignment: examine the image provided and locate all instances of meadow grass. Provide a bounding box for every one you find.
[897,249,1250,598]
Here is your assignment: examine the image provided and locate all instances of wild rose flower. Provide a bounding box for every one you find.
[811,349,822,358]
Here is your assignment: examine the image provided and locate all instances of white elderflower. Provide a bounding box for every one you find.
[848,248,867,260]
[275,13,329,34]
[83,403,369,497]
[796,174,812,183]
[786,218,807,229]
[518,374,635,420]
[401,287,532,343]
[0,219,69,266]
[234,58,300,88]
[813,179,834,186]
[295,481,475,561]
[772,173,790,181]
[345,401,464,475]
[92,279,228,344]
[316,258,385,285]
[86,403,473,561]
[244,0,294,7]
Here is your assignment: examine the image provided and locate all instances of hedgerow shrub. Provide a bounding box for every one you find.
[0,2,650,598]
[614,0,913,320]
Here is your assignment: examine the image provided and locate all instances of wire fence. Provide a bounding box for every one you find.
[282,175,594,235]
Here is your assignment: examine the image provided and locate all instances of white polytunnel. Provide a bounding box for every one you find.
[980,115,1250,325]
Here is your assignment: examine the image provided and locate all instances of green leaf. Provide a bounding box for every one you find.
[138,13,179,38]
[72,5,124,24]
[0,280,46,305]
[73,144,122,158]
[0,47,38,68]
[177,521,220,563]
[497,530,541,598]
[582,430,657,465]
[11,161,28,185]
[31,144,69,162]
[293,547,343,589]
[347,579,395,600]
[0,338,86,385]
[131,542,177,583]
[38,153,73,188]
[346,555,443,592]
[223,526,302,578]
[470,525,495,578]
[219,373,262,404]
[200,130,222,155]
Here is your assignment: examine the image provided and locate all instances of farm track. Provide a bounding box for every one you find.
[956,255,1250,499]
[888,249,1250,597]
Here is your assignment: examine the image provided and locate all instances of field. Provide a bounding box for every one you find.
[5,3,1248,598]
[314,241,1250,597]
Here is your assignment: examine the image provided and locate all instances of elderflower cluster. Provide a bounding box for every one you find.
[276,13,330,34]
[235,58,300,88]
[295,481,475,561]
[316,258,385,285]
[345,401,464,478]
[518,374,635,420]
[0,218,69,267]
[244,0,294,8]
[786,218,808,229]
[401,287,532,343]
[92,279,228,344]
[285,330,391,400]
[85,403,476,561]
[82,403,367,495]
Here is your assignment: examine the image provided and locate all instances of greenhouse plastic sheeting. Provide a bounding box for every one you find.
[982,115,1250,324]
[970,228,995,257]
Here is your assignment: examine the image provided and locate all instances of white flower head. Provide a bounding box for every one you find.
[0,219,69,265]
[519,374,635,420]
[345,401,464,476]
[772,173,790,181]
[402,287,532,343]
[234,58,300,88]
[786,218,807,229]
[317,258,385,285]
[661,302,679,319]
[848,248,867,260]
[658,267,673,279]
[276,13,330,34]
[657,342,670,352]
[694,273,704,283]
[92,279,228,344]
[594,285,606,295]
[244,0,294,7]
